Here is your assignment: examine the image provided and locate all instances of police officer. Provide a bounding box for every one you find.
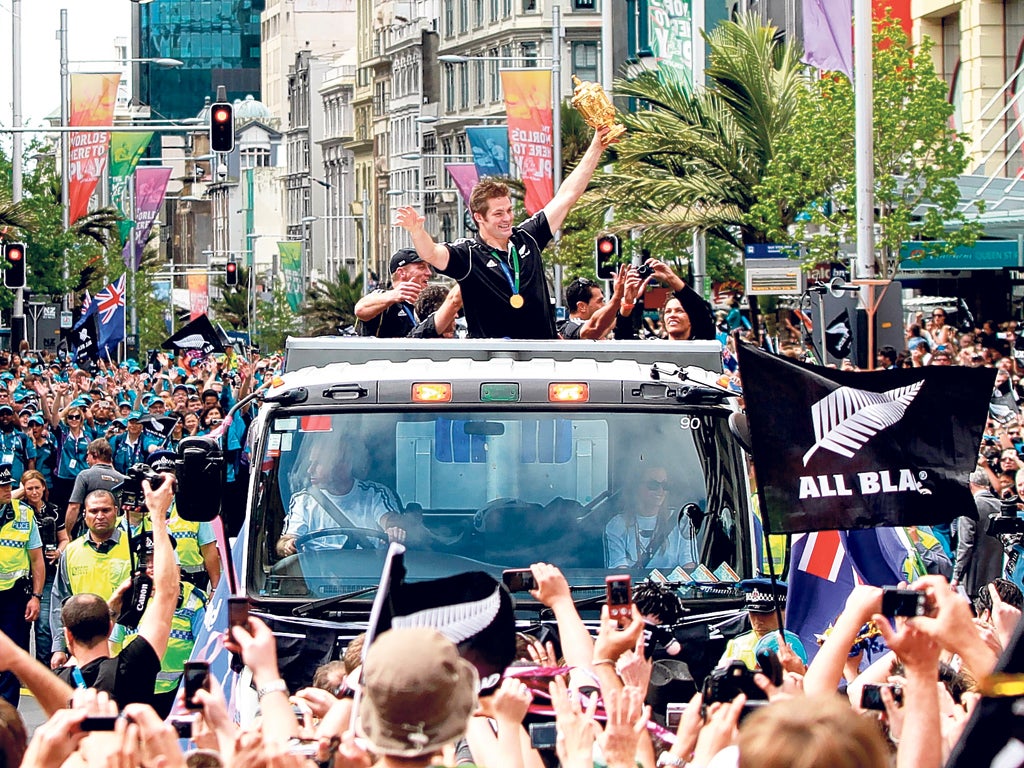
[49,488,131,669]
[0,462,45,706]
[718,578,788,670]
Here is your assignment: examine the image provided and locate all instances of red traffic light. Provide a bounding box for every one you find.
[213,107,231,124]
[6,247,22,262]
[226,262,237,273]
[597,238,616,255]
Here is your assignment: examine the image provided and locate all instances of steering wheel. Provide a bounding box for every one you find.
[294,526,390,551]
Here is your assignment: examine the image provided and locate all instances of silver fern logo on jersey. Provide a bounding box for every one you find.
[797,381,930,500]
[803,382,924,466]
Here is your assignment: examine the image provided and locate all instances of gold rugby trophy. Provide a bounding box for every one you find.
[571,75,626,145]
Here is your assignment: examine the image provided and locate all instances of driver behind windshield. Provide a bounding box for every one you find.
[275,440,406,556]
[604,465,699,569]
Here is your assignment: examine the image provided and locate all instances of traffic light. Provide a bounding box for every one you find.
[3,243,26,289]
[595,234,620,280]
[225,260,238,286]
[209,102,234,153]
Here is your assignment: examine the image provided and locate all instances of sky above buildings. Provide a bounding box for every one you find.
[0,0,130,128]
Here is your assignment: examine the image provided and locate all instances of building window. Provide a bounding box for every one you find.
[475,60,486,103]
[571,42,599,83]
[502,0,512,18]
[445,65,456,111]
[523,0,537,12]
[574,0,595,10]
[240,146,271,169]
[459,0,468,33]
[474,0,484,27]
[521,41,538,67]
[490,0,500,25]
[489,50,500,102]
[444,0,454,37]
[460,63,470,109]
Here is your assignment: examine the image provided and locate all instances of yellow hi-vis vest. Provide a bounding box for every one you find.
[0,501,33,592]
[167,506,203,570]
[64,532,131,600]
[111,581,206,693]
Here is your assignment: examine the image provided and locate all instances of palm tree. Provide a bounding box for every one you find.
[0,194,34,234]
[71,206,123,249]
[298,271,364,335]
[587,14,805,248]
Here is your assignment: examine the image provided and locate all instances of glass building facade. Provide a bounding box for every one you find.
[138,0,266,120]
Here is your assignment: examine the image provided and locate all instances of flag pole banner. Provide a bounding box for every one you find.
[68,73,121,224]
[736,342,993,533]
[501,69,554,215]
[187,273,209,321]
[122,167,172,270]
[278,241,303,312]
[444,163,479,208]
[466,126,510,178]
[801,0,853,78]
[109,132,154,245]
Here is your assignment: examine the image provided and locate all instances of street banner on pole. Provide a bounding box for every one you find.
[278,242,303,312]
[802,0,853,78]
[737,342,992,533]
[122,167,172,270]
[109,132,154,244]
[68,72,120,224]
[445,163,479,208]
[646,0,694,86]
[187,274,209,321]
[501,69,553,215]
[466,126,510,178]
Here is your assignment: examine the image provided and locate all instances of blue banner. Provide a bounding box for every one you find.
[466,126,510,178]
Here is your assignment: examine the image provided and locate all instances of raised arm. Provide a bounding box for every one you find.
[137,474,180,660]
[542,128,610,234]
[579,266,626,340]
[395,206,451,272]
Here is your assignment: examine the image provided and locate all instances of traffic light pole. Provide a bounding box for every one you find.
[10,0,24,352]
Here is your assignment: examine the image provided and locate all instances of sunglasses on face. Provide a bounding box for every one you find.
[645,480,668,490]
[66,414,82,421]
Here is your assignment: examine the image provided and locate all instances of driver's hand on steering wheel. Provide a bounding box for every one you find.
[277,536,298,557]
[385,526,407,544]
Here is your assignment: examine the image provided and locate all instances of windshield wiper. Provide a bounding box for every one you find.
[293,585,380,618]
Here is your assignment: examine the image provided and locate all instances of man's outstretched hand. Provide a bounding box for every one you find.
[395,206,425,233]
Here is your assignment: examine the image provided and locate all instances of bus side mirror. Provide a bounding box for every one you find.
[175,436,224,522]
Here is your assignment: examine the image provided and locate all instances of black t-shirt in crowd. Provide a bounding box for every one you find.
[440,211,556,339]
[356,291,418,338]
[57,635,162,710]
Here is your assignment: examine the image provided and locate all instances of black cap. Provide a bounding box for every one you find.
[389,248,423,275]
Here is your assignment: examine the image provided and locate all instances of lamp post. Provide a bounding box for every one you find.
[55,7,186,314]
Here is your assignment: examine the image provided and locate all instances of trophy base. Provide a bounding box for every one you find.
[600,123,627,146]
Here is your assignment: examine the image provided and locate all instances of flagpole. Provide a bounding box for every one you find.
[129,174,137,358]
[755,473,787,642]
[854,0,875,278]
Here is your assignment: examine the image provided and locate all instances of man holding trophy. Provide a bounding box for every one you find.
[395,78,624,339]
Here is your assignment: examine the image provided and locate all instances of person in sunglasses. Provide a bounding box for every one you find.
[604,465,699,569]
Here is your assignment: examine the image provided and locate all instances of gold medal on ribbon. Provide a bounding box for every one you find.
[509,294,525,309]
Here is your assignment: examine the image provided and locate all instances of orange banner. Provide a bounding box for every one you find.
[188,274,209,320]
[501,69,553,215]
[69,73,120,224]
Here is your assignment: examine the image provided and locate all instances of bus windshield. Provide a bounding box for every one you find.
[250,409,751,600]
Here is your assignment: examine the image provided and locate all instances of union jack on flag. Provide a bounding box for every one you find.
[94,274,126,325]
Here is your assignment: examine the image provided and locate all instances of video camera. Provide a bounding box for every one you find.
[702,660,768,705]
[119,463,173,510]
[988,495,1024,537]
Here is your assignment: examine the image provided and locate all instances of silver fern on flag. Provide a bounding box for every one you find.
[802,381,924,466]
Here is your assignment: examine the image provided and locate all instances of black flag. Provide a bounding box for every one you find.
[737,343,992,533]
[825,309,853,360]
[161,314,225,356]
[64,313,99,365]
[140,414,181,444]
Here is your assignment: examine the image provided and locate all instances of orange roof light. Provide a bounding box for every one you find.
[548,383,589,402]
[412,382,453,403]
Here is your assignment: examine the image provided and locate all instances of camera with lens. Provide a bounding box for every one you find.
[702,660,768,705]
[989,495,1024,536]
[636,263,654,280]
[120,463,170,510]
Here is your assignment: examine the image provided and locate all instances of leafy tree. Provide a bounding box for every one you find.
[745,13,981,277]
[585,14,805,249]
[298,271,364,336]
[257,288,301,353]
